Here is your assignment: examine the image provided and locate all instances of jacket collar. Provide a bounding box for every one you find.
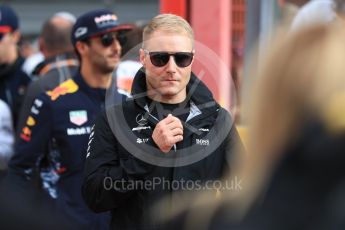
[131,68,218,119]
[72,72,107,103]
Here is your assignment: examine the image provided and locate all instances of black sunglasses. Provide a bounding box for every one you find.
[144,50,194,68]
[92,32,127,47]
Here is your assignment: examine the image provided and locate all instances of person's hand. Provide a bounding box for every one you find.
[152,114,183,153]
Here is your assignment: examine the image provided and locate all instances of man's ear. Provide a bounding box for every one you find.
[38,37,46,55]
[75,41,88,57]
[139,48,146,66]
[11,30,21,44]
[190,50,195,66]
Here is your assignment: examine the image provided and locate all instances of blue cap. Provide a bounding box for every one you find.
[71,9,132,46]
[0,5,19,34]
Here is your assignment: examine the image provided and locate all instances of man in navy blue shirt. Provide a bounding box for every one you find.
[7,9,131,230]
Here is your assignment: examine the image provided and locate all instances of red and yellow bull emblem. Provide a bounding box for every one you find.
[26,116,36,126]
[54,166,67,174]
[20,126,32,142]
[47,79,78,101]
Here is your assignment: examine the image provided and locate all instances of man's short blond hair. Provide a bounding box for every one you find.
[142,14,194,48]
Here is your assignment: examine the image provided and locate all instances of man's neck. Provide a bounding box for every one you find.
[146,87,187,104]
[147,94,187,104]
[80,66,112,89]
[147,96,190,121]
[0,49,18,65]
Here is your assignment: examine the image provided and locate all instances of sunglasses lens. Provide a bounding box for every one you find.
[150,53,170,67]
[148,52,194,67]
[174,53,193,67]
[116,31,127,46]
[101,34,115,47]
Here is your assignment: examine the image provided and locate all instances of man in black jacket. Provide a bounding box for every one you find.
[82,13,242,229]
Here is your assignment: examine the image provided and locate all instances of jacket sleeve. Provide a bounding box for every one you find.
[6,93,52,191]
[220,109,245,175]
[82,111,148,213]
[15,80,43,137]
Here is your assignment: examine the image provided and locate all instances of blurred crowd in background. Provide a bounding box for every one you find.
[1,0,345,229]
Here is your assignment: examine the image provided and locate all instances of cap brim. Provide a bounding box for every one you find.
[90,24,134,38]
[0,26,12,33]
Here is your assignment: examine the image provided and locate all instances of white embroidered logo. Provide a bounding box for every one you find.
[137,138,149,144]
[196,139,209,146]
[74,27,87,38]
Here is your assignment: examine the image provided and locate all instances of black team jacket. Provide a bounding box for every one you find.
[82,69,243,229]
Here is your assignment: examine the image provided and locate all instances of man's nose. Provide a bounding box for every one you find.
[113,38,121,47]
[111,38,121,51]
[166,56,177,72]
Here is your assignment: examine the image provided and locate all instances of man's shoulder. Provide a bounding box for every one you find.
[4,60,32,87]
[16,57,32,83]
[29,78,80,113]
[33,52,78,76]
[44,78,79,102]
[29,59,78,94]
[28,74,60,95]
[211,107,235,129]
[107,97,137,114]
[104,98,142,123]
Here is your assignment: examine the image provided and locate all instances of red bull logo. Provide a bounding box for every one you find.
[20,126,32,142]
[54,166,67,174]
[26,116,36,126]
[94,14,117,23]
[47,79,78,101]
